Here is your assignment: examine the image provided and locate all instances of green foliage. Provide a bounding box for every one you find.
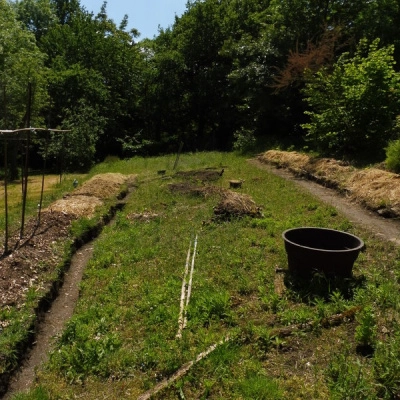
[385,137,400,173]
[11,386,50,400]
[50,313,122,383]
[374,333,400,398]
[0,0,48,129]
[237,374,283,399]
[355,306,377,347]
[233,127,257,154]
[302,39,400,161]
[327,352,377,399]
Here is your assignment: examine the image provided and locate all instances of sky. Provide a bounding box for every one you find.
[79,0,188,39]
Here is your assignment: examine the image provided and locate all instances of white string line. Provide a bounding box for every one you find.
[137,335,229,400]
[183,234,198,330]
[176,239,192,339]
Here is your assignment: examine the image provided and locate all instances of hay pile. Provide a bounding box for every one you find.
[48,195,103,217]
[47,173,136,218]
[258,150,400,217]
[72,173,133,199]
[258,150,311,173]
[347,168,400,216]
[213,191,262,219]
[258,150,354,188]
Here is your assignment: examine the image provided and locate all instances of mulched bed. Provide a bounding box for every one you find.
[258,150,400,218]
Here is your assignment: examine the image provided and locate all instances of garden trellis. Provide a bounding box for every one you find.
[0,127,71,256]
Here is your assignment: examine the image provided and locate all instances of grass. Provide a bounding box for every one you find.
[7,152,400,399]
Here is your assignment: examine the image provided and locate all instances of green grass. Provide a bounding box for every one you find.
[10,152,400,399]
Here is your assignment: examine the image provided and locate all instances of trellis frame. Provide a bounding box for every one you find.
[0,127,71,256]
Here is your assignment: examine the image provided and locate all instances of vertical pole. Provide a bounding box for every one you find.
[37,130,49,226]
[20,83,32,239]
[59,133,65,184]
[4,137,8,254]
[173,141,184,170]
[20,130,30,239]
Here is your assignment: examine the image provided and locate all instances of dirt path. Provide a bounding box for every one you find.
[3,243,94,399]
[249,159,400,246]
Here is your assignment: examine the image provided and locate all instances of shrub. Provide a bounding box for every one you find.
[385,138,400,173]
[302,39,400,161]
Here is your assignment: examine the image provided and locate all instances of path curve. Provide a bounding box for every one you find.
[249,159,400,246]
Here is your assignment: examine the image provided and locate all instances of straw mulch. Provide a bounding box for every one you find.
[47,173,136,218]
[258,150,400,217]
[347,169,400,217]
[258,150,354,188]
[72,173,134,199]
[213,191,262,220]
[47,195,104,218]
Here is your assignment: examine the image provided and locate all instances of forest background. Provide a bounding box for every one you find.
[1,0,400,173]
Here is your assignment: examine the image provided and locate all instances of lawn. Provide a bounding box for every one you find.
[10,152,400,399]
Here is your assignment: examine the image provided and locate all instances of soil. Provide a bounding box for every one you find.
[2,159,400,398]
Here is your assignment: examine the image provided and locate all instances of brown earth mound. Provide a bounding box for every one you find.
[258,150,400,217]
[174,168,225,182]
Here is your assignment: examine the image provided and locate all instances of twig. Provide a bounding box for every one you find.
[137,336,229,400]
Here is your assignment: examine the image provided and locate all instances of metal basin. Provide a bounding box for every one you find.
[282,227,364,277]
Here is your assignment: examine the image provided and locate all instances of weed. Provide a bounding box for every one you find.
[237,374,284,399]
[373,333,400,398]
[327,352,376,399]
[355,305,377,348]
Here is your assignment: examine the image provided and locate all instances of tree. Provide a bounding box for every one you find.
[0,0,48,129]
[13,0,57,40]
[39,1,144,159]
[302,39,400,161]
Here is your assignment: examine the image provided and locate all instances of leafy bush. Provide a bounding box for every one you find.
[233,127,257,154]
[302,39,400,161]
[385,138,400,173]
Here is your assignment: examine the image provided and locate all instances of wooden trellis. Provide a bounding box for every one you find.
[0,127,71,256]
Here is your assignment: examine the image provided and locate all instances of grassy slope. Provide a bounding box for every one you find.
[14,152,400,399]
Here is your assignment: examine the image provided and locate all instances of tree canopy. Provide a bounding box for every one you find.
[1,0,399,168]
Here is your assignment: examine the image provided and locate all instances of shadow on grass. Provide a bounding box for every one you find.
[283,270,366,302]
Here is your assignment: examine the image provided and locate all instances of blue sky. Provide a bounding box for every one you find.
[79,0,188,39]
